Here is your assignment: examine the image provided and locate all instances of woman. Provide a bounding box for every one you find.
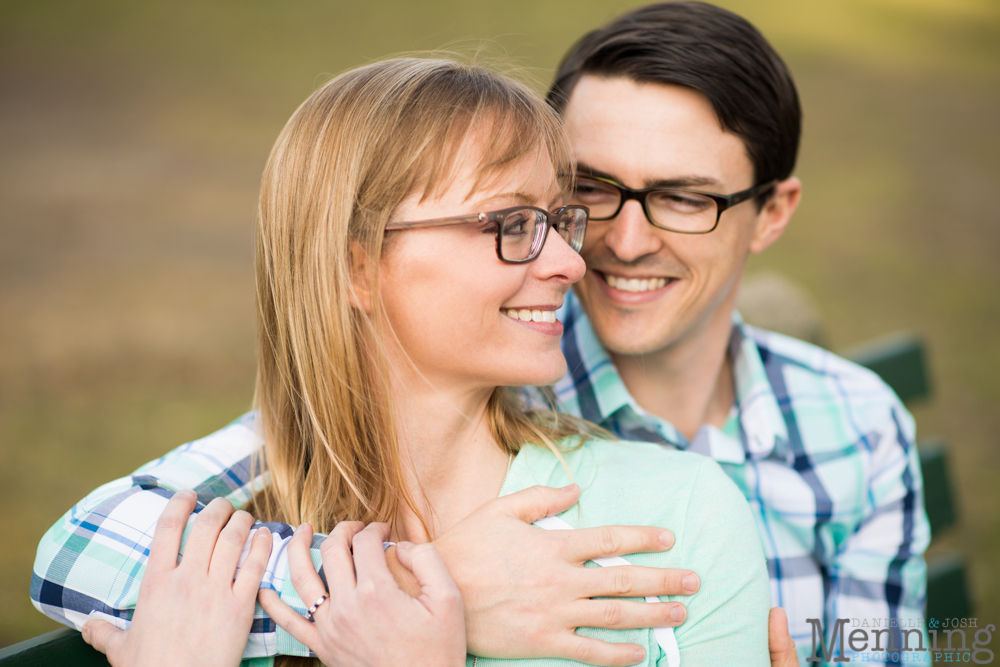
[44,57,771,666]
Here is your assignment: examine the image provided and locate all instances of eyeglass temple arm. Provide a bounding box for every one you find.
[384,213,487,231]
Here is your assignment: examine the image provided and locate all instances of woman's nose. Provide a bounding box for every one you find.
[533,224,587,284]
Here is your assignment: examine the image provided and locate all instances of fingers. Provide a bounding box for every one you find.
[553,633,646,667]
[574,564,699,599]
[499,484,582,523]
[182,497,236,573]
[258,588,318,651]
[287,523,329,614]
[396,542,461,610]
[562,525,675,563]
[233,526,273,600]
[769,607,800,667]
[351,523,396,590]
[571,598,687,630]
[318,520,365,596]
[208,509,256,581]
[147,490,198,573]
[81,619,126,661]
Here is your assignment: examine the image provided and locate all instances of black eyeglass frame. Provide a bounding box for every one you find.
[384,204,589,264]
[573,175,778,234]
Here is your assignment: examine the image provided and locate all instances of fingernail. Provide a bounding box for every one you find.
[682,573,700,593]
[658,530,674,548]
[561,484,578,492]
[295,523,307,534]
[177,489,195,500]
[670,605,687,623]
[396,541,412,554]
[81,625,91,644]
[632,648,645,663]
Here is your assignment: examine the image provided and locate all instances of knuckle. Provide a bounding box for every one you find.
[290,570,313,592]
[156,513,186,532]
[602,600,624,627]
[613,568,633,595]
[572,641,595,663]
[598,526,621,556]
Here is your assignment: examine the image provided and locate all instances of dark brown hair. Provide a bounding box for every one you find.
[548,1,801,190]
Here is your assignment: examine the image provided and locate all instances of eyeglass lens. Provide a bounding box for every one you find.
[498,207,586,261]
[569,178,718,233]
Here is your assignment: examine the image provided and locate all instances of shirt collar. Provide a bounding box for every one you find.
[556,295,789,464]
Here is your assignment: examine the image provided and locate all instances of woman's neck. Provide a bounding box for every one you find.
[389,376,511,543]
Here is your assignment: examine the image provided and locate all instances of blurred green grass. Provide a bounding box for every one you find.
[2,0,998,647]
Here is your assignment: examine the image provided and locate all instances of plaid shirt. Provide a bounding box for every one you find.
[31,412,321,661]
[554,292,929,664]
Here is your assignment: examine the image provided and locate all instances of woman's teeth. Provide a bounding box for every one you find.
[505,309,557,324]
[605,275,669,292]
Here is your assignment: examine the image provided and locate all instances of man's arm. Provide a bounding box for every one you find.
[32,415,700,665]
[822,404,930,661]
[29,414,309,658]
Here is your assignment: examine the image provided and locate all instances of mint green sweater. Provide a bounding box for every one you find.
[473,439,771,666]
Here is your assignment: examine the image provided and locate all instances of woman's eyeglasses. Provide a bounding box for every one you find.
[385,205,589,263]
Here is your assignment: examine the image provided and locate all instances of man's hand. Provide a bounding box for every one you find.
[81,492,272,667]
[389,484,699,667]
[769,607,800,667]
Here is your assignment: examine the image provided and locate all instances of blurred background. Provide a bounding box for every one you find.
[1,0,998,647]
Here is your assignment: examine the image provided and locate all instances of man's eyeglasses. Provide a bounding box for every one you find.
[385,205,589,263]
[567,175,777,234]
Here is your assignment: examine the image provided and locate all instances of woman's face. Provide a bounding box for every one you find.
[377,139,586,393]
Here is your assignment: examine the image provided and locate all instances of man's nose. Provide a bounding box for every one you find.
[602,200,663,263]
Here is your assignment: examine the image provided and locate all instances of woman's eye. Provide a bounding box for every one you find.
[502,213,531,236]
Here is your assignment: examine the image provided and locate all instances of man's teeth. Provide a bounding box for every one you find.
[605,275,669,292]
[505,309,557,324]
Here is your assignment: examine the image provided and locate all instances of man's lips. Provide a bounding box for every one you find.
[596,271,677,293]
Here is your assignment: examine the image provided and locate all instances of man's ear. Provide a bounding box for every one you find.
[349,241,374,313]
[749,176,801,254]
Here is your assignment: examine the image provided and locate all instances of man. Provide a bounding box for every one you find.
[32,3,925,666]
[547,2,929,663]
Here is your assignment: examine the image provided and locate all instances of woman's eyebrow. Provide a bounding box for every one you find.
[468,191,537,209]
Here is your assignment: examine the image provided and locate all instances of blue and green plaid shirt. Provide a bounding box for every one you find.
[554,292,929,664]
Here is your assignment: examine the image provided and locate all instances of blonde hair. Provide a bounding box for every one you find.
[248,57,598,547]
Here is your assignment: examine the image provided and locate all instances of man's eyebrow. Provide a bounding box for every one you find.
[576,162,722,190]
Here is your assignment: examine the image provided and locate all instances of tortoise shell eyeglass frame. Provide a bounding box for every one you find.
[384,205,589,263]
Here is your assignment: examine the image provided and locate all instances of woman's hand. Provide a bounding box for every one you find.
[259,521,465,667]
[81,491,273,667]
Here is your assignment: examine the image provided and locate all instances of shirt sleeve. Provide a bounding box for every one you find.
[821,404,930,661]
[666,458,772,666]
[30,413,317,659]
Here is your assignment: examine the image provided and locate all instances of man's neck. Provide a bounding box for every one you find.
[609,305,736,442]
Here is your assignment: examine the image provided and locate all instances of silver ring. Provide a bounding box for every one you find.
[305,594,328,622]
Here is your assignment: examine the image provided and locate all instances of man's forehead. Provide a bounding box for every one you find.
[563,75,753,187]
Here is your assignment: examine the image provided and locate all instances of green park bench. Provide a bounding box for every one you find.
[0,332,969,664]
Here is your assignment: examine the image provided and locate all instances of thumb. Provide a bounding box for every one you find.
[768,607,799,667]
[496,484,581,524]
[398,542,461,610]
[82,619,127,661]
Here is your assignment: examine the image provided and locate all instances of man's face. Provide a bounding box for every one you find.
[564,75,785,357]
